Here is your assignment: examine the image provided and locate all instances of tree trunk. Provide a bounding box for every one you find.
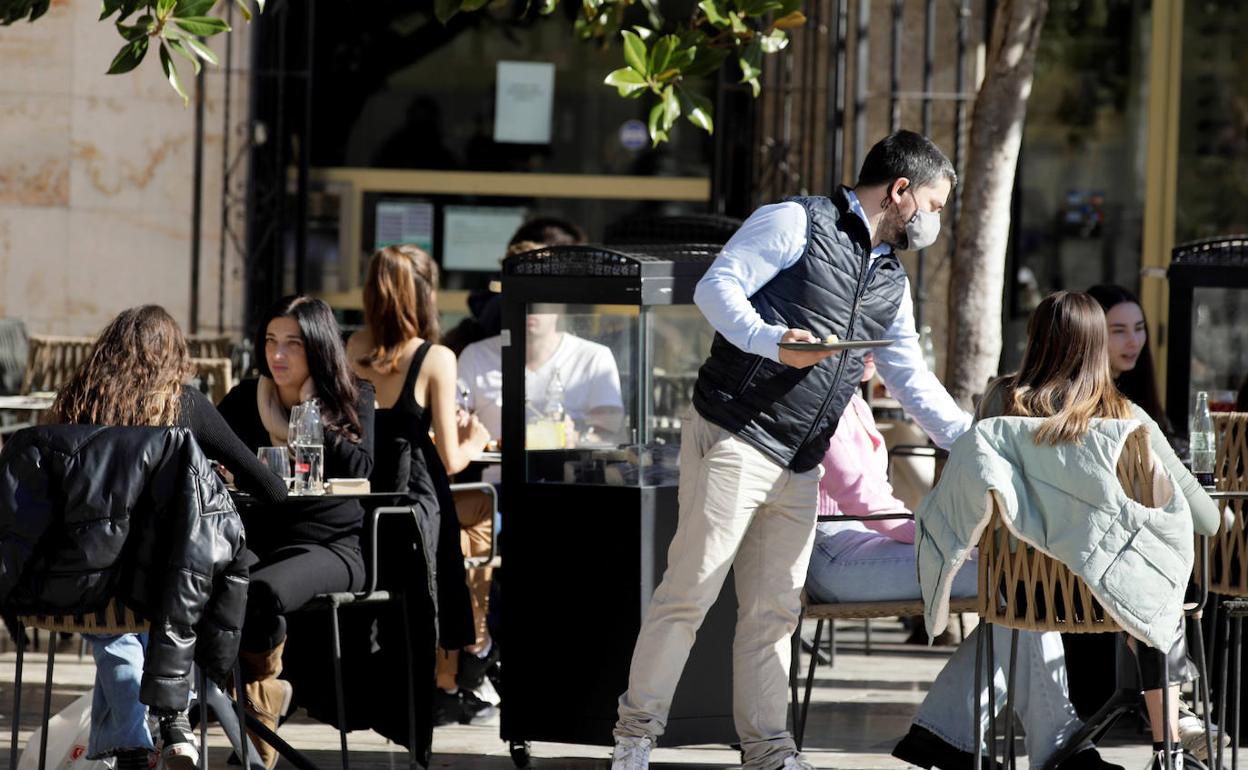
[945,0,1050,408]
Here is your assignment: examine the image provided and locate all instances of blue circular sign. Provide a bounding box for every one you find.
[619,119,649,151]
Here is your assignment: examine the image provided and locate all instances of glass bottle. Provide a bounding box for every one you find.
[1191,391,1216,487]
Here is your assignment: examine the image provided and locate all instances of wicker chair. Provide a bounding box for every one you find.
[191,357,234,404]
[20,335,94,394]
[187,335,233,361]
[789,513,979,750]
[974,427,1204,770]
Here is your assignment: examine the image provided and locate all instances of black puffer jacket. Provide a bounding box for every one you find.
[0,425,251,712]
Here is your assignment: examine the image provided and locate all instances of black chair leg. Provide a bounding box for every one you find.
[797,619,825,750]
[1234,616,1242,770]
[398,595,419,770]
[987,624,998,769]
[198,667,209,770]
[1192,615,1217,765]
[10,622,25,770]
[864,618,873,656]
[1004,629,1019,770]
[38,633,57,770]
[1162,654,1172,770]
[828,622,836,668]
[1219,611,1232,770]
[329,602,350,770]
[789,624,800,737]
[974,623,986,770]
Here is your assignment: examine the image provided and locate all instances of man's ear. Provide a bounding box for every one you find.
[891,177,911,203]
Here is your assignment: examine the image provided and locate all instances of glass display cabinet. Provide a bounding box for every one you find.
[1166,237,1248,434]
[498,244,735,757]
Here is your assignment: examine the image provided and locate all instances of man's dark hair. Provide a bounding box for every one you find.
[509,216,586,247]
[855,130,957,190]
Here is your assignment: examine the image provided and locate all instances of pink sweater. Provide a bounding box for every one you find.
[818,393,915,543]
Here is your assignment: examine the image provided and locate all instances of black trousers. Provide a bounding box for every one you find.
[241,542,365,652]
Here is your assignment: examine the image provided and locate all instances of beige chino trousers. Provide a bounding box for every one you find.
[615,411,820,770]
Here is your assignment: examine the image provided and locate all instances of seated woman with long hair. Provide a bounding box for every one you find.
[49,305,287,770]
[894,292,1217,770]
[216,296,375,768]
[345,244,491,725]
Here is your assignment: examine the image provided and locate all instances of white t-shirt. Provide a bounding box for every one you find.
[457,333,624,440]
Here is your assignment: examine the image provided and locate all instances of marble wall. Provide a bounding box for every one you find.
[0,0,252,339]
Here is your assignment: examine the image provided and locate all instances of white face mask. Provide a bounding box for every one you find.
[896,189,941,251]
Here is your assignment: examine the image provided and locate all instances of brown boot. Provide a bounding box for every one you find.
[239,640,293,770]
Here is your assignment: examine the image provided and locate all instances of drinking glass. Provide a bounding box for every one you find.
[257,446,292,490]
[288,402,307,446]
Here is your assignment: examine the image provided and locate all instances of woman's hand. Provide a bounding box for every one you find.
[458,412,490,448]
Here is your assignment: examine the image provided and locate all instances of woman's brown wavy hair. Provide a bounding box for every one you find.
[361,245,440,374]
[1001,290,1132,445]
[50,305,193,427]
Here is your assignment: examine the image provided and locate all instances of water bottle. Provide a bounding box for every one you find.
[1191,391,1216,487]
[544,368,566,448]
[292,400,325,495]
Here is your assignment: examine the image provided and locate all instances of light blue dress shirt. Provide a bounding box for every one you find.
[692,192,972,449]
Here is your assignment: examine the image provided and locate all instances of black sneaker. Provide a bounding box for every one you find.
[432,688,497,726]
[457,643,500,692]
[159,711,200,770]
[892,724,974,770]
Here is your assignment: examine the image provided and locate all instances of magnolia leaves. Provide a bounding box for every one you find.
[89,0,261,104]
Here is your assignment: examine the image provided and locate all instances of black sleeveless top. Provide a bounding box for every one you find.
[370,341,475,649]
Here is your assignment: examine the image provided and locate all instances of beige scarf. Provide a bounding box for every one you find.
[257,376,317,447]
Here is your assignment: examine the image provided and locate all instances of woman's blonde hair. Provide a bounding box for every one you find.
[1002,290,1132,445]
[50,305,193,427]
[361,245,440,374]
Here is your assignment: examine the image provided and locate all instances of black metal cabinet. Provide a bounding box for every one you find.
[498,245,738,751]
[1166,237,1248,434]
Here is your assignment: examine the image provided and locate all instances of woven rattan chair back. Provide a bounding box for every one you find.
[1205,412,1248,595]
[977,427,1160,633]
[191,357,233,404]
[18,598,148,635]
[21,335,95,395]
[187,335,232,361]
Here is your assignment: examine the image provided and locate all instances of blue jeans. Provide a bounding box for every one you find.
[84,633,154,759]
[914,626,1085,768]
[805,529,979,603]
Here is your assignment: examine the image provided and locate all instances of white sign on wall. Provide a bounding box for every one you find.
[494,61,556,144]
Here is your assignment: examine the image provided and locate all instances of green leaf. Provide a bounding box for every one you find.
[157,0,178,18]
[172,15,229,35]
[167,37,201,74]
[776,0,801,16]
[759,28,788,53]
[648,34,677,76]
[661,83,680,127]
[698,0,728,26]
[669,44,696,71]
[727,10,748,34]
[107,35,149,73]
[621,29,647,75]
[685,45,729,78]
[434,0,459,22]
[742,0,783,15]
[647,101,668,146]
[462,0,490,12]
[679,88,714,133]
[116,19,148,41]
[100,0,126,21]
[159,41,189,105]
[739,38,762,81]
[233,0,252,21]
[174,0,216,17]
[540,0,557,14]
[604,66,647,97]
[183,34,219,65]
[631,25,653,40]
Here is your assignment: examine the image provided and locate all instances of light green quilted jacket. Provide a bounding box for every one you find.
[916,415,1215,650]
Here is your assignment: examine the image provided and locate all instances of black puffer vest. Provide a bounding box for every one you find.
[692,188,908,472]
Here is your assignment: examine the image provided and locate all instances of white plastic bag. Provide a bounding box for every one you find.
[18,693,114,770]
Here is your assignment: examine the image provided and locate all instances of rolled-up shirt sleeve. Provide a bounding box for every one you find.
[874,278,973,449]
[693,202,807,363]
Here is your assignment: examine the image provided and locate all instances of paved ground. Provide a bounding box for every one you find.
[0,620,1165,769]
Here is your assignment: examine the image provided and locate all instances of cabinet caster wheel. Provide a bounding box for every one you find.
[510,740,531,768]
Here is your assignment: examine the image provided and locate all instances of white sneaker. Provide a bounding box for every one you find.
[611,736,652,770]
[780,754,816,770]
[1179,712,1230,761]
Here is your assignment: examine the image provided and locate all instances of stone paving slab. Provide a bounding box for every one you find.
[0,623,1168,769]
